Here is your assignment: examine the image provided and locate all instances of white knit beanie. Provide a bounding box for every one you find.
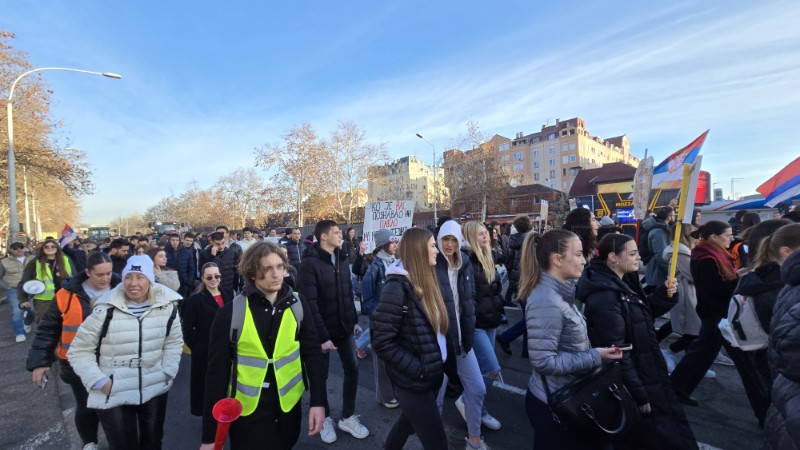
[121,255,155,285]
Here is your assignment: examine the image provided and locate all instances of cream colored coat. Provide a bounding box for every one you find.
[67,283,183,409]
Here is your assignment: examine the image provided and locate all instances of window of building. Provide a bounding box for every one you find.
[500,154,510,162]
[534,173,540,181]
[549,147,555,154]
[532,150,539,158]
[549,170,556,178]
[569,154,576,162]
[569,142,576,150]
[513,163,523,172]
[510,198,518,207]
[499,143,510,151]
[563,180,568,189]
[561,144,568,152]
[532,137,540,143]
[562,155,569,164]
[562,168,567,176]
[569,129,575,135]
[561,130,568,136]
[532,195,540,204]
[533,161,540,169]
[514,152,524,160]
[548,133,556,140]
[549,159,555,166]
[569,167,580,176]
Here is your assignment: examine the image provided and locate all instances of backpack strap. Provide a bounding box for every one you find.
[95,307,115,364]
[164,303,179,337]
[290,292,304,339]
[228,294,247,398]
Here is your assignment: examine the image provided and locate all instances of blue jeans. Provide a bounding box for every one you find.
[6,289,25,336]
[473,328,500,376]
[356,328,371,350]
[437,350,486,438]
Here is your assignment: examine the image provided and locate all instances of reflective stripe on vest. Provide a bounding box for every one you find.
[34,256,73,301]
[56,290,82,360]
[233,297,305,416]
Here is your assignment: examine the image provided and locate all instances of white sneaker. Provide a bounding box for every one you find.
[320,416,337,443]
[24,324,31,333]
[714,352,734,366]
[704,369,717,379]
[15,335,26,343]
[465,437,491,450]
[481,411,502,430]
[455,395,468,422]
[338,415,369,439]
[83,443,98,450]
[661,348,676,373]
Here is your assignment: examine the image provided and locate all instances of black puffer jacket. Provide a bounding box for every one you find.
[199,244,241,298]
[297,243,356,342]
[435,252,475,355]
[467,250,503,329]
[736,262,783,332]
[504,231,528,303]
[765,250,800,450]
[26,272,122,371]
[577,263,697,450]
[372,266,450,393]
[691,257,739,320]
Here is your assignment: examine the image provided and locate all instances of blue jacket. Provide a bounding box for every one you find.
[361,257,388,317]
[643,217,671,287]
[165,245,197,287]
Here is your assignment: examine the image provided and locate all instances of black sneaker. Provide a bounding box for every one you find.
[497,338,512,356]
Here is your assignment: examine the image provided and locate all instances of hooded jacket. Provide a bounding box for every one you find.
[372,260,451,393]
[297,242,356,342]
[765,250,800,450]
[736,262,783,332]
[577,263,698,450]
[642,217,671,286]
[27,272,122,371]
[67,283,183,409]
[435,220,476,355]
[165,244,197,290]
[504,231,528,303]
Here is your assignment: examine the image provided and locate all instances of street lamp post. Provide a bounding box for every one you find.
[6,67,121,244]
[730,177,744,201]
[416,133,437,223]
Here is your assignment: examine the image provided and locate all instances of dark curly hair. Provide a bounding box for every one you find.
[562,208,597,259]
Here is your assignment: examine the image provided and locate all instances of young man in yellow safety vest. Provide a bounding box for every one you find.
[201,241,326,450]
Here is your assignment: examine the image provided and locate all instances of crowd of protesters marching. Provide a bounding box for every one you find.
[2,205,800,450]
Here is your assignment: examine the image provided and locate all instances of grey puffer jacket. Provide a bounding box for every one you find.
[765,250,800,450]
[526,271,601,402]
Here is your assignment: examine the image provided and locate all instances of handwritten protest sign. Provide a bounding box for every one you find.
[363,200,415,252]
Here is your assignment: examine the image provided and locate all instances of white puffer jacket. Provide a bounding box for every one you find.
[67,283,183,409]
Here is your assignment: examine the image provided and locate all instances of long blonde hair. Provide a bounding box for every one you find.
[397,228,448,334]
[463,222,496,284]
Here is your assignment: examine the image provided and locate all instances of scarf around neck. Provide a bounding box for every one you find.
[692,239,737,281]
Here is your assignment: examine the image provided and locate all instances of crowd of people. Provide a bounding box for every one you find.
[1,205,800,449]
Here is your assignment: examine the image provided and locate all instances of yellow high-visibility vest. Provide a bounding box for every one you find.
[231,295,305,415]
[34,256,72,301]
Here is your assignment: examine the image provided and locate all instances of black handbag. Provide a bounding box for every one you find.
[540,362,640,436]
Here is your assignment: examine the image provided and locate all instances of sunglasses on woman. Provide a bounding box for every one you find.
[205,275,222,281]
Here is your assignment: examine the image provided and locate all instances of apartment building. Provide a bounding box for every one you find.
[497,117,640,192]
[367,155,446,211]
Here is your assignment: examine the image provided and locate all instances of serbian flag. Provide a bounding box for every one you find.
[757,156,800,208]
[651,130,709,190]
[60,224,77,248]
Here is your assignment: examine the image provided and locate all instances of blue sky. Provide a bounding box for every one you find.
[4,1,800,225]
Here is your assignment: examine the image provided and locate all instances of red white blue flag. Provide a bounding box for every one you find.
[757,156,800,208]
[60,224,77,248]
[651,131,709,190]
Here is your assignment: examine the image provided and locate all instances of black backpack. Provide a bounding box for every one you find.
[638,226,654,264]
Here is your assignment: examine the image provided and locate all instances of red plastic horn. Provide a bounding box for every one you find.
[212,398,243,450]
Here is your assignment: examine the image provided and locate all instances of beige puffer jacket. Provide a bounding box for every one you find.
[67,283,183,409]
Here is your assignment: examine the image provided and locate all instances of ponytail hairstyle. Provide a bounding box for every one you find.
[86,251,112,273]
[517,229,578,301]
[753,223,800,268]
[747,219,792,266]
[690,220,731,242]
[397,228,448,334]
[463,222,496,284]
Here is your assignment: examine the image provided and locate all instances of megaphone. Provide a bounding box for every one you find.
[212,398,243,450]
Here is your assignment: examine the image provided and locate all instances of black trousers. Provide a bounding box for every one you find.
[60,362,100,445]
[321,333,359,418]
[670,317,770,424]
[525,390,610,450]
[229,392,302,450]
[385,385,448,450]
[96,392,169,450]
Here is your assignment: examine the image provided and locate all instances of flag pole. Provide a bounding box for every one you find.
[667,163,692,297]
